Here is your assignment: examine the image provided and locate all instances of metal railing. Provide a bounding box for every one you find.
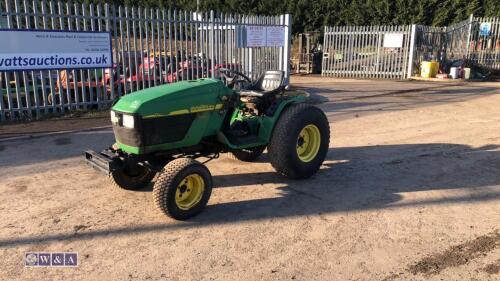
[412,16,500,75]
[0,1,291,121]
[322,15,500,80]
[469,16,500,69]
[412,20,471,75]
[321,25,413,79]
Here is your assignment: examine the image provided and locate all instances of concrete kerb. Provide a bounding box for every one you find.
[0,125,113,143]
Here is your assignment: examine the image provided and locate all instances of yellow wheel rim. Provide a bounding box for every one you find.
[175,174,205,210]
[296,124,321,162]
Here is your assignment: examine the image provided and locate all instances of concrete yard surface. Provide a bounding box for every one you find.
[0,78,499,280]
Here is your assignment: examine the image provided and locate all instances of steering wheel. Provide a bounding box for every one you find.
[217,68,252,89]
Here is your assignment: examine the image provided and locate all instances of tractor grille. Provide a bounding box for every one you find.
[113,123,143,147]
[113,113,195,148]
[141,114,195,146]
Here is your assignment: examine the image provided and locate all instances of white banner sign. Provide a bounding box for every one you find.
[383,33,404,48]
[244,25,285,48]
[0,30,112,71]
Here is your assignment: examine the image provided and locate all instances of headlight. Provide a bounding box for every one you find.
[122,114,135,129]
[110,111,119,124]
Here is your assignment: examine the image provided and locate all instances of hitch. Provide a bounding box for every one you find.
[84,150,119,175]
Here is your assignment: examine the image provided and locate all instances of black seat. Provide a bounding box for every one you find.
[239,70,285,97]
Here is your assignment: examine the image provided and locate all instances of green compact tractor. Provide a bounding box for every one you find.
[85,69,330,220]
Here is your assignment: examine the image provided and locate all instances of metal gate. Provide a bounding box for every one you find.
[412,20,471,75]
[469,16,500,69]
[321,25,413,79]
[322,16,500,80]
[0,1,291,121]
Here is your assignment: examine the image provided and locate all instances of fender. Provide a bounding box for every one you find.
[258,95,307,142]
[216,95,307,150]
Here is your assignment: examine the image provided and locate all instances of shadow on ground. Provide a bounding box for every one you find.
[298,84,499,121]
[1,142,499,247]
[0,129,114,169]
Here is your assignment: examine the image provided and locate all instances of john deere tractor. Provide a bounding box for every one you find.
[85,69,330,220]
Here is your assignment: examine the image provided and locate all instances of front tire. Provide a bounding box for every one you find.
[268,103,330,179]
[153,158,212,220]
[111,163,156,190]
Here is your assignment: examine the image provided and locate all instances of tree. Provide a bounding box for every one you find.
[72,0,496,34]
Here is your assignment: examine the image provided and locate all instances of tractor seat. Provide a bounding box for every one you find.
[239,70,285,98]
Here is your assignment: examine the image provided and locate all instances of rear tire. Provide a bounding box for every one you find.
[111,163,156,190]
[268,103,330,179]
[153,158,212,220]
[229,146,265,162]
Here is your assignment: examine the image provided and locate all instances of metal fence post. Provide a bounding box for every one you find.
[407,24,417,79]
[278,15,284,75]
[209,10,215,78]
[283,14,291,86]
[248,43,253,79]
[465,14,474,59]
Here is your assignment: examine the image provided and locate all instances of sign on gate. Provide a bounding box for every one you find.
[266,26,286,47]
[479,22,491,36]
[383,33,404,48]
[0,30,112,71]
[246,26,267,47]
[241,25,286,47]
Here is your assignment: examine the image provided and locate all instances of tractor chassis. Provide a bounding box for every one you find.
[84,141,225,176]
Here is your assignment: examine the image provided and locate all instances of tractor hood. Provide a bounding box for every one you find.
[112,79,230,117]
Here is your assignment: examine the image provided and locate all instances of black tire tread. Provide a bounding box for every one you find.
[111,167,156,191]
[152,158,212,220]
[268,103,330,179]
